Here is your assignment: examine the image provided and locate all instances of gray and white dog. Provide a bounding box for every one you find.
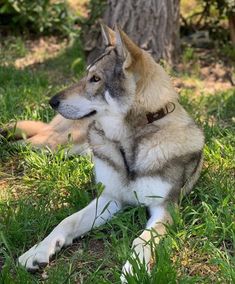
[19,25,204,282]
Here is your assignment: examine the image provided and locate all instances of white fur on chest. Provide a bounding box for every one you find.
[94,158,171,207]
[97,91,130,141]
[97,113,129,142]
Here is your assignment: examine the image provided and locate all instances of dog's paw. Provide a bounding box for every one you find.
[18,235,66,271]
[120,260,133,283]
[120,258,152,283]
[18,244,50,272]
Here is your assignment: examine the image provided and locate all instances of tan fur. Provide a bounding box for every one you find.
[4,115,89,150]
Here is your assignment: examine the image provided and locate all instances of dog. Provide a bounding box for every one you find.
[18,25,204,282]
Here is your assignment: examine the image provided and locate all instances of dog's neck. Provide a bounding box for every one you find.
[97,113,131,142]
[96,102,176,142]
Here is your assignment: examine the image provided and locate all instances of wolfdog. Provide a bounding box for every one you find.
[18,25,204,282]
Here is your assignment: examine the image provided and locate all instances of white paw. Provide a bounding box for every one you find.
[18,244,50,272]
[120,258,151,283]
[120,260,133,283]
[18,235,66,271]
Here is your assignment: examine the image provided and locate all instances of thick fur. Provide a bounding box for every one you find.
[18,25,204,282]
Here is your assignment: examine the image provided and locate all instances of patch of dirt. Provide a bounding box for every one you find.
[0,179,8,189]
[68,0,88,18]
[14,36,68,69]
[173,74,233,96]
[173,48,234,95]
[41,238,106,282]
[65,238,105,262]
[173,246,220,279]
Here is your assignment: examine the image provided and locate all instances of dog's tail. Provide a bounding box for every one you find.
[0,120,49,140]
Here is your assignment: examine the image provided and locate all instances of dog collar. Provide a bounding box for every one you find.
[146,102,175,124]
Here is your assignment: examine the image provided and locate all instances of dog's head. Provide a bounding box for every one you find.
[49,25,177,120]
[49,25,142,120]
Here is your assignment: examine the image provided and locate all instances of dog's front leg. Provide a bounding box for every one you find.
[121,206,172,283]
[19,194,122,271]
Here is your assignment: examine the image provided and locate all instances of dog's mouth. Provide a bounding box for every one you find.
[59,110,97,120]
[55,107,97,120]
[80,110,97,119]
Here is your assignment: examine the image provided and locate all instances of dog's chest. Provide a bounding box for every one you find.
[89,123,171,206]
[94,152,171,206]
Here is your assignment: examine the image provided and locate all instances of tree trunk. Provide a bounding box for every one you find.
[84,0,180,65]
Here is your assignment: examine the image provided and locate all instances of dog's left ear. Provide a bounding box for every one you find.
[115,25,141,69]
[100,23,116,47]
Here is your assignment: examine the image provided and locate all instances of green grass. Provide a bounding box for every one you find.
[0,37,235,284]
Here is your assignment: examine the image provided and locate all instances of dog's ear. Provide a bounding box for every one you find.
[100,23,116,46]
[115,25,141,69]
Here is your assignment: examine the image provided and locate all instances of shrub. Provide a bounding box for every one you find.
[0,0,75,36]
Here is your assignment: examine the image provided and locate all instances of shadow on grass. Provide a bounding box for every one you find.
[0,37,86,123]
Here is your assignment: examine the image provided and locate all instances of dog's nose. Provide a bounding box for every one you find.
[49,95,60,109]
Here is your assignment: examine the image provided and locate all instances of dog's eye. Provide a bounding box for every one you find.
[90,75,101,83]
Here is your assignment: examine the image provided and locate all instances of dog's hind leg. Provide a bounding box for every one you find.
[121,206,172,283]
[1,121,49,140]
[18,194,122,271]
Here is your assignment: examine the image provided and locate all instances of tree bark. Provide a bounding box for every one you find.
[84,0,180,65]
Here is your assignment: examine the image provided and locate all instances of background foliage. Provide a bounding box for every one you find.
[0,0,234,43]
[0,0,75,36]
